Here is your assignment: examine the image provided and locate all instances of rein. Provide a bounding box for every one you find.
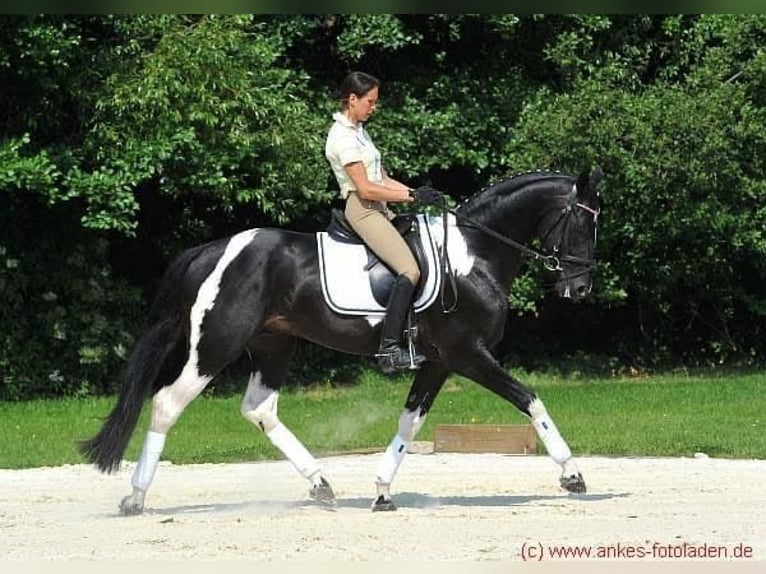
[450,205,563,269]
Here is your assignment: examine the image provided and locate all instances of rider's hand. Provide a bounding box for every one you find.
[411,185,445,205]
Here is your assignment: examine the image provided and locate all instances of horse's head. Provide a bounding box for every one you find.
[539,167,602,301]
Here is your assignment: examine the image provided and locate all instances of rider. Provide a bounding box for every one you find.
[325,71,441,373]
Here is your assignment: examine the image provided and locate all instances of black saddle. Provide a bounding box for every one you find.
[327,208,430,306]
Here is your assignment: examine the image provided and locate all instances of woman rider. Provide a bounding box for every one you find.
[325,71,440,372]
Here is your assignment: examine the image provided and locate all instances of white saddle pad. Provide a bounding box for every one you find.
[316,214,442,315]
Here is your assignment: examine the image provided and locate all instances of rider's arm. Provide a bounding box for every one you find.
[381,166,412,194]
[343,162,413,203]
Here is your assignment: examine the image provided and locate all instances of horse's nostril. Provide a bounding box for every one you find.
[577,285,589,297]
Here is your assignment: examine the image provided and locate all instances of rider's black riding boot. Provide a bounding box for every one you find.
[377,275,426,373]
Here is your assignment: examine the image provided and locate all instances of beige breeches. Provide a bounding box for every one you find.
[344,192,420,286]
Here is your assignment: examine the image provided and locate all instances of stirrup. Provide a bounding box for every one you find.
[376,346,425,373]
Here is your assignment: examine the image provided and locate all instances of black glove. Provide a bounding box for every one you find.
[412,185,444,205]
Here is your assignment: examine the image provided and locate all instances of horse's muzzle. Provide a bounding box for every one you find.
[556,273,592,301]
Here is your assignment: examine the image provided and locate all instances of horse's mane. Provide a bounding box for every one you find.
[458,169,572,211]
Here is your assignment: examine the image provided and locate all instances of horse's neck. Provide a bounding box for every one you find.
[457,187,555,286]
[460,188,548,246]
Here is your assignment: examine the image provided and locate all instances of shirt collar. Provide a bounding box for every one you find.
[333,111,361,130]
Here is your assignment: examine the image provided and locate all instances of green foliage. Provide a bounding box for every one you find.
[504,14,766,364]
[75,15,330,233]
[0,197,142,400]
[508,270,545,316]
[0,135,62,196]
[0,16,89,140]
[335,14,421,61]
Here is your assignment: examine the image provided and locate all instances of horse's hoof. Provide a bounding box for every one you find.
[119,496,144,516]
[560,472,587,494]
[309,477,336,506]
[371,495,397,512]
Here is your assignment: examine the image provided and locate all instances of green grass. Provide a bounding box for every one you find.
[0,370,763,469]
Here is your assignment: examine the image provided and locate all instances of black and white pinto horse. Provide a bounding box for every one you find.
[80,167,602,515]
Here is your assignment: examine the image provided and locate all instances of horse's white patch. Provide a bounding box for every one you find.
[240,371,279,432]
[365,316,382,328]
[150,229,258,434]
[190,229,258,369]
[429,213,475,276]
[152,364,213,432]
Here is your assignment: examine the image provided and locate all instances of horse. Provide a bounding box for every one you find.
[79,167,603,515]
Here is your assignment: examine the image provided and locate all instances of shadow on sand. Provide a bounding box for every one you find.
[335,491,629,510]
[144,491,630,516]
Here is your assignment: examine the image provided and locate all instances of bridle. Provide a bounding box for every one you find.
[432,187,599,311]
[538,187,600,277]
[438,187,599,273]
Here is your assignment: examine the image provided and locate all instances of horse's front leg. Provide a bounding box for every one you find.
[453,346,586,494]
[372,361,449,512]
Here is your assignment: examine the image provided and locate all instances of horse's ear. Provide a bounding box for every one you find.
[589,166,603,191]
[576,166,603,199]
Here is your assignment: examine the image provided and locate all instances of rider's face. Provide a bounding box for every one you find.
[348,87,378,123]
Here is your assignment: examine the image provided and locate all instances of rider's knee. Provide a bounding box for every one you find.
[402,267,420,286]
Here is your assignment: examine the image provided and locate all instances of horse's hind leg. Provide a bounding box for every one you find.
[120,363,213,516]
[122,324,261,515]
[121,232,267,515]
[372,362,449,512]
[240,334,335,505]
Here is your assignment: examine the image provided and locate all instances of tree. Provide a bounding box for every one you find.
[504,14,766,364]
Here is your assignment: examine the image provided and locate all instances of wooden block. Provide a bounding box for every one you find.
[433,424,537,454]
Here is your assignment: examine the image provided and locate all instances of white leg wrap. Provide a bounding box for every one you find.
[397,408,426,441]
[375,409,426,487]
[529,398,572,465]
[562,458,580,477]
[242,375,321,484]
[266,422,321,482]
[131,431,166,492]
[375,434,407,485]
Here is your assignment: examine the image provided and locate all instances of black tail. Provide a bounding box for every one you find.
[78,244,205,473]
